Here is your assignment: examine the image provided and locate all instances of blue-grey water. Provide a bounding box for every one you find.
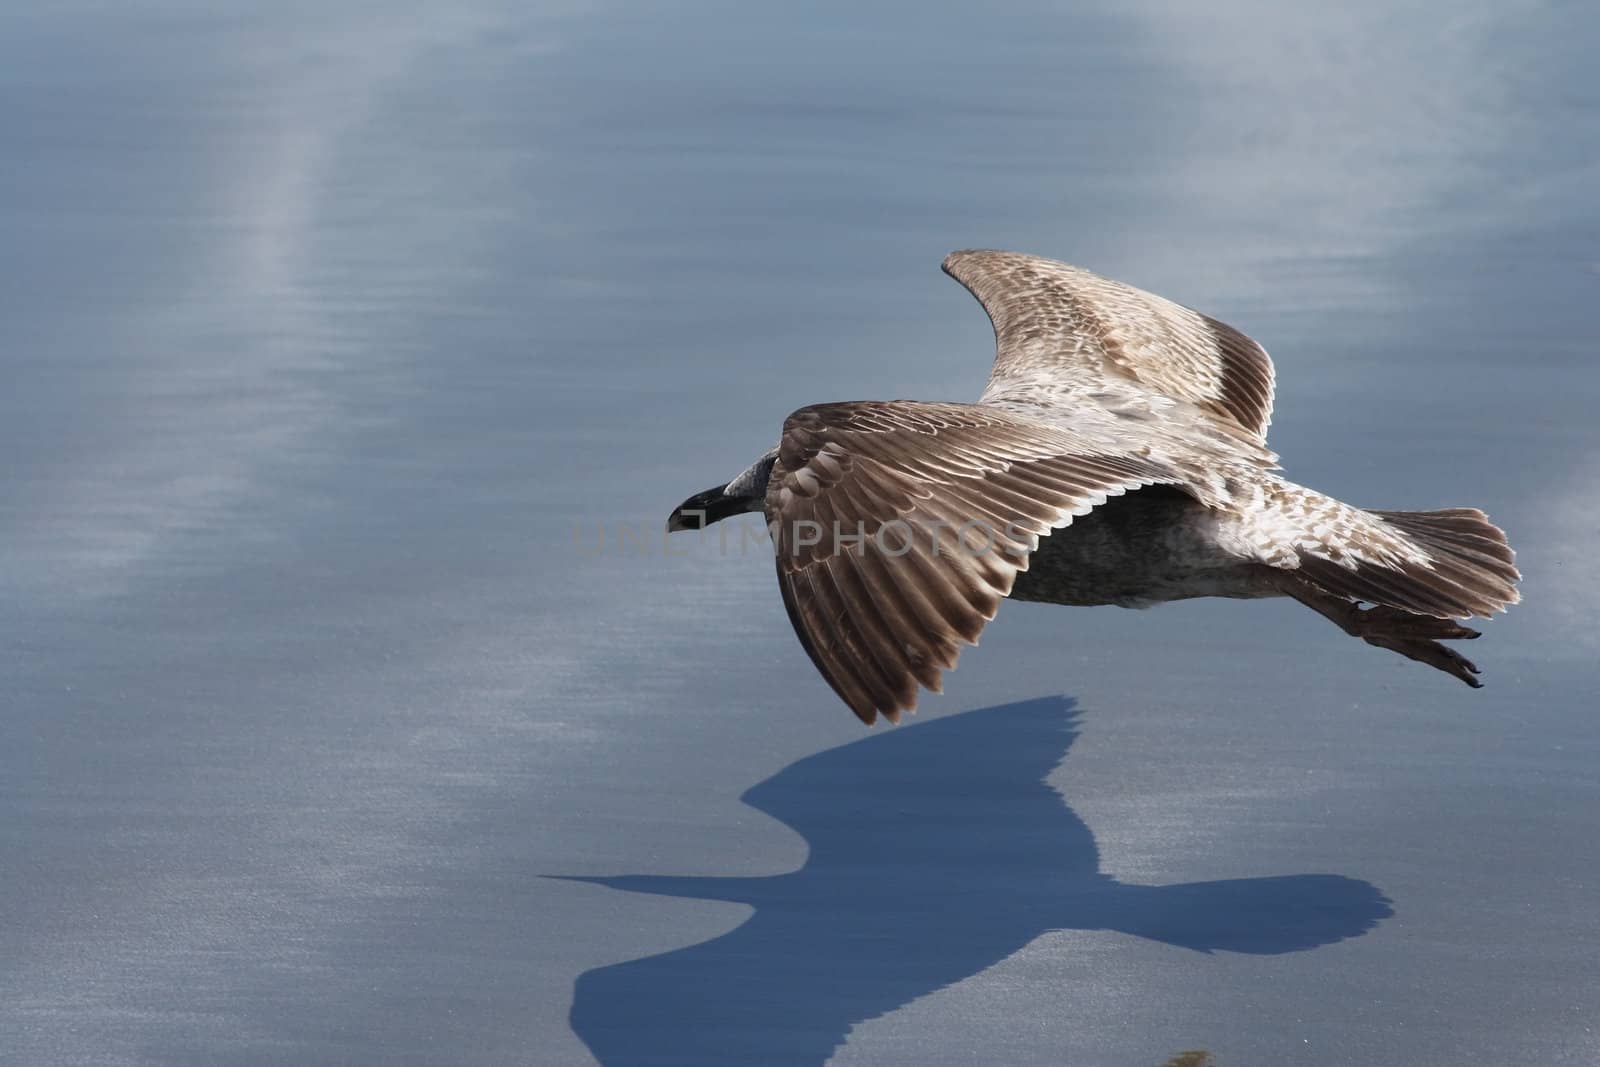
[3,3,1597,1065]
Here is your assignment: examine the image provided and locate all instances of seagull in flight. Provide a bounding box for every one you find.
[668,251,1521,724]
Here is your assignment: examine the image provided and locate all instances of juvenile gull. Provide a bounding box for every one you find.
[668,251,1521,725]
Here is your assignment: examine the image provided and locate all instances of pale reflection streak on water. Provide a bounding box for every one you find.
[10,8,525,600]
[0,4,590,1060]
[1111,2,1539,309]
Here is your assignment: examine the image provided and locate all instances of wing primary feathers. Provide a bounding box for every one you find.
[942,250,1277,441]
[767,399,1185,721]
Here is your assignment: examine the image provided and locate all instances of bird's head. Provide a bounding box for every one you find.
[666,447,779,532]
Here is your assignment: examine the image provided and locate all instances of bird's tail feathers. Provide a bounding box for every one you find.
[1297,507,1520,620]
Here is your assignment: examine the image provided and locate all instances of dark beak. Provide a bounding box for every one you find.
[667,485,737,532]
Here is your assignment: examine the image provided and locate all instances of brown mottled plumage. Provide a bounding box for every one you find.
[668,251,1521,725]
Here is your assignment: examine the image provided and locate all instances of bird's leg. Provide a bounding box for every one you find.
[1272,571,1484,687]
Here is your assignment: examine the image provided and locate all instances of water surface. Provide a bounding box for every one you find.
[3,2,1596,1064]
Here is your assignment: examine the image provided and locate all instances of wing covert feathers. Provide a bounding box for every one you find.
[767,400,1181,724]
[942,250,1276,440]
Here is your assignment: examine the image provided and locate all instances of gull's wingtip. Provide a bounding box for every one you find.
[941,248,993,277]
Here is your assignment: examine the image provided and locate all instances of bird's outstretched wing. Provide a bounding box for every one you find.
[943,250,1276,441]
[766,401,1182,724]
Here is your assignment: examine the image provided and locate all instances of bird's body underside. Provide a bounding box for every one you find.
[668,251,1521,724]
[1007,485,1273,609]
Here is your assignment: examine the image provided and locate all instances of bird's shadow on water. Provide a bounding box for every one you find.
[561,697,1392,1066]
